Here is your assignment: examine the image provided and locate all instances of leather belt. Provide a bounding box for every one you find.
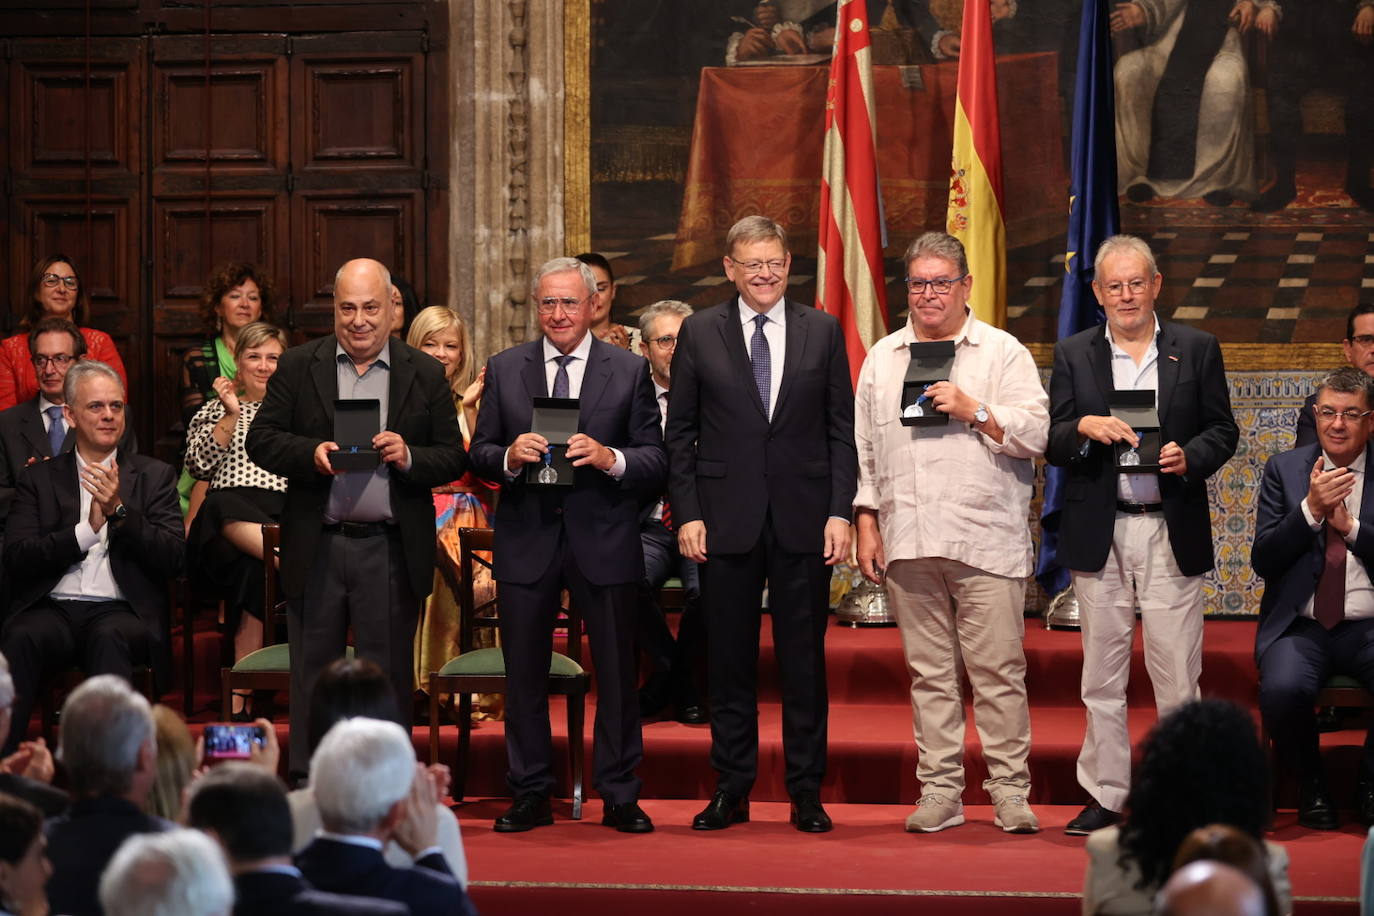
[1116,500,1164,515]
[323,521,394,538]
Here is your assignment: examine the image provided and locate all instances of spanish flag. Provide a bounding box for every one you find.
[817,0,887,387]
[946,0,1006,327]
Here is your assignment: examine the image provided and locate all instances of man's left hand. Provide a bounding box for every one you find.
[1355,6,1374,43]
[1159,441,1188,476]
[80,461,122,529]
[373,431,411,470]
[566,433,615,471]
[822,518,852,567]
[924,381,976,425]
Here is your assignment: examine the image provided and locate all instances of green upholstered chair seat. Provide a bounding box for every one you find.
[231,644,354,672]
[662,577,684,590]
[1326,674,1365,690]
[437,648,583,678]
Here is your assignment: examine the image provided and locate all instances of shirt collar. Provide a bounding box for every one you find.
[74,448,116,470]
[1323,448,1368,475]
[738,297,787,328]
[654,381,669,400]
[335,340,392,371]
[1103,314,1161,352]
[39,394,63,413]
[542,331,593,365]
[893,309,978,349]
[316,830,384,851]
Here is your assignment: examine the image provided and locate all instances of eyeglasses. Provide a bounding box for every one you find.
[41,274,78,290]
[904,275,967,295]
[648,335,678,350]
[1349,335,1374,348]
[536,297,586,315]
[1100,278,1151,298]
[32,354,75,369]
[729,258,787,275]
[1315,406,1374,423]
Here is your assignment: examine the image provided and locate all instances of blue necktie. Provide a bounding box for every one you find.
[46,405,65,456]
[552,355,574,398]
[750,313,771,415]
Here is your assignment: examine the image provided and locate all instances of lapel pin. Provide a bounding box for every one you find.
[1167,355,1179,362]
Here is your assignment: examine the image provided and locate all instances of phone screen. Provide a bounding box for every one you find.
[202,724,266,761]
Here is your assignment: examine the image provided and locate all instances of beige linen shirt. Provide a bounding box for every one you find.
[853,312,1049,579]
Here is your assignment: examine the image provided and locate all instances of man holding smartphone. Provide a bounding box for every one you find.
[854,232,1049,834]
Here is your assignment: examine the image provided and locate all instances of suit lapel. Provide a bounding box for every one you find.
[310,337,340,427]
[1088,325,1114,406]
[578,337,613,421]
[19,398,51,458]
[772,299,808,421]
[522,341,548,400]
[386,343,417,429]
[1156,321,1182,426]
[719,299,768,420]
[52,452,81,529]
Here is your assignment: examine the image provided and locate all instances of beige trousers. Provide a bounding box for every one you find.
[886,557,1032,803]
[1071,512,1204,812]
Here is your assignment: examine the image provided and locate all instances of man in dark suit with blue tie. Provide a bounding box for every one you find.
[469,257,666,834]
[1254,366,1374,830]
[665,215,857,834]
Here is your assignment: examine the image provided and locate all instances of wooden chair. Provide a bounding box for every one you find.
[1264,674,1374,806]
[427,527,589,819]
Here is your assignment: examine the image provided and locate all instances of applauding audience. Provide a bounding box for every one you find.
[98,829,232,916]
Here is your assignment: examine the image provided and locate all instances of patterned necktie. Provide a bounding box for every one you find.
[551,355,574,398]
[46,405,65,456]
[750,313,771,415]
[1313,520,1347,630]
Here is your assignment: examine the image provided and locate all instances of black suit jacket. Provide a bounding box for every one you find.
[245,336,467,599]
[1294,391,1318,449]
[1251,441,1374,661]
[234,869,408,916]
[45,796,172,916]
[664,298,857,555]
[1046,320,1238,577]
[468,335,666,586]
[0,396,73,525]
[3,449,184,685]
[296,837,476,916]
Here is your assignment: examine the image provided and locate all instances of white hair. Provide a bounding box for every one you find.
[59,674,154,798]
[0,651,12,711]
[309,717,417,834]
[1093,233,1158,278]
[99,829,234,916]
[638,299,693,338]
[62,359,124,406]
[530,257,597,302]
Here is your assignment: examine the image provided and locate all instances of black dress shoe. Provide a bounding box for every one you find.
[1298,777,1338,830]
[602,801,654,833]
[1064,800,1121,836]
[1126,183,1156,203]
[692,790,749,830]
[790,792,833,833]
[1357,780,1374,828]
[494,794,553,832]
[677,704,708,725]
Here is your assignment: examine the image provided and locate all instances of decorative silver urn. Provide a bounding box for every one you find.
[1043,586,1081,630]
[836,578,896,627]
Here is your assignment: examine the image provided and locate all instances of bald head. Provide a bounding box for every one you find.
[333,258,395,365]
[1155,861,1266,916]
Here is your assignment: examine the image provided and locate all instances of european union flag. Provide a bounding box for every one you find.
[1035,0,1120,597]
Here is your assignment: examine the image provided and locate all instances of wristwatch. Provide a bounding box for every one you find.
[111,503,128,522]
[973,403,990,426]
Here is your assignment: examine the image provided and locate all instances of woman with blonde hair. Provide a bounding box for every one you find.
[406,307,498,716]
[147,705,196,822]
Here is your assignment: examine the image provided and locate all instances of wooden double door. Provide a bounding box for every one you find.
[1,26,448,458]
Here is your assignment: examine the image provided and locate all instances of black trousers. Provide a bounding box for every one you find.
[1,598,149,754]
[701,516,830,799]
[1259,615,1374,781]
[637,517,703,704]
[286,527,418,776]
[499,531,643,805]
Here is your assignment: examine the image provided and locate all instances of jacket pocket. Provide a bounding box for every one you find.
[696,458,726,478]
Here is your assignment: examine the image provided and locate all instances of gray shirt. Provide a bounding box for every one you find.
[325,340,394,523]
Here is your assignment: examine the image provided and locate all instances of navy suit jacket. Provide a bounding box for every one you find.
[296,837,476,916]
[1046,320,1238,577]
[234,869,408,916]
[45,797,172,916]
[664,298,856,556]
[1294,392,1318,449]
[468,335,666,586]
[1252,441,1374,661]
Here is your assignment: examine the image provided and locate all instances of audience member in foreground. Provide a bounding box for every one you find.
[470,257,665,834]
[1171,825,1282,916]
[295,717,476,916]
[1048,234,1238,835]
[288,658,466,882]
[45,676,170,916]
[98,829,233,916]
[187,762,406,916]
[0,361,185,756]
[1080,699,1290,916]
[0,792,50,916]
[1253,365,1374,829]
[0,651,65,816]
[1154,861,1266,916]
[854,231,1048,835]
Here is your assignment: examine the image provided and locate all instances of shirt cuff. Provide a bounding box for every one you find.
[414,846,445,863]
[1301,497,1321,530]
[853,485,879,511]
[398,446,413,473]
[74,519,100,550]
[605,448,626,479]
[503,446,519,480]
[1348,519,1361,545]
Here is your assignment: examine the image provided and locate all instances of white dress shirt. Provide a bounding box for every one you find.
[738,297,786,422]
[51,450,124,602]
[1300,450,1374,621]
[651,382,669,521]
[1106,316,1163,504]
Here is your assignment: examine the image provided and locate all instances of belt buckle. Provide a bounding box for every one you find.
[340,521,367,538]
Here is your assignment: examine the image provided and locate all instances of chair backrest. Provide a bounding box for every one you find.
[446,526,583,663]
[261,523,288,641]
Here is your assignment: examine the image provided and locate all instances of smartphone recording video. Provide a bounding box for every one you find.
[202,723,266,762]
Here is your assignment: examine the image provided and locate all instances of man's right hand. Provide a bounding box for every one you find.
[1077,415,1139,447]
[937,33,961,58]
[314,441,341,475]
[677,519,707,563]
[855,510,886,584]
[392,764,440,856]
[1308,456,1356,520]
[506,433,550,473]
[737,27,775,60]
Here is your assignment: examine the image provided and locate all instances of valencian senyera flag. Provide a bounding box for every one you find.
[946,0,1006,327]
[1035,0,1120,597]
[816,0,887,387]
